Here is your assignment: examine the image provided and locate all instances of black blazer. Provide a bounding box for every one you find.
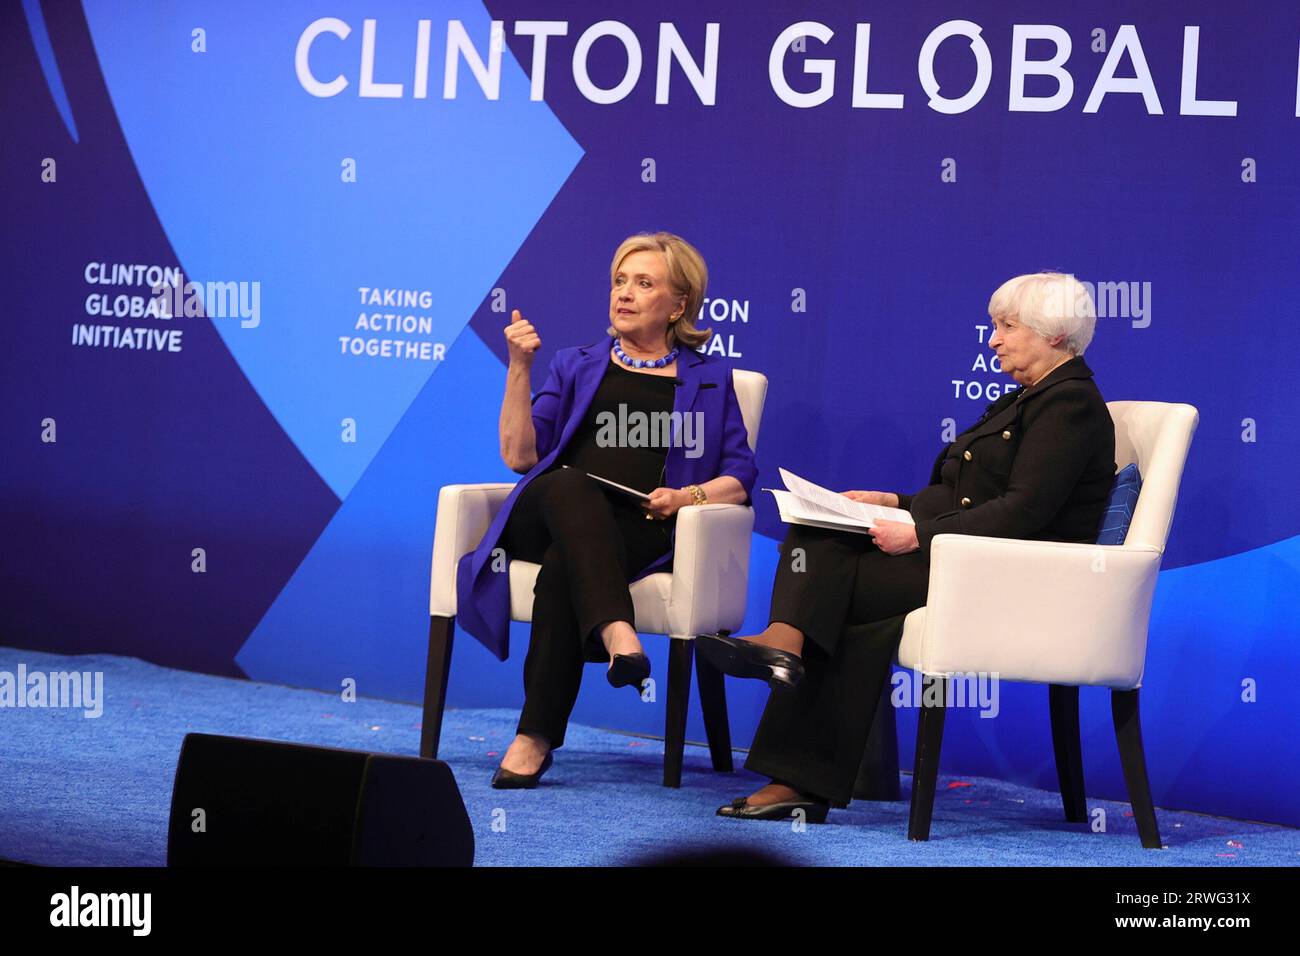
[897,356,1116,558]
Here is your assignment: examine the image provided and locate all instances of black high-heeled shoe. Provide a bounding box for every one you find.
[607,652,651,692]
[695,633,805,692]
[491,751,553,790]
[716,795,830,823]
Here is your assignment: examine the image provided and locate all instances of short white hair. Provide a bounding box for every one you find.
[988,272,1097,355]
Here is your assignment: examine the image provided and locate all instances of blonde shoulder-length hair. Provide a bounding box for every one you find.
[607,232,711,349]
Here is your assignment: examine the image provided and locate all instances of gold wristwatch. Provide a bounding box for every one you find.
[685,484,707,507]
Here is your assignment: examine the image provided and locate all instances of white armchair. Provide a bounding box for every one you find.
[899,400,1199,846]
[421,371,769,787]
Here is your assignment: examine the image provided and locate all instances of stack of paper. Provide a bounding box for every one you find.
[765,468,914,534]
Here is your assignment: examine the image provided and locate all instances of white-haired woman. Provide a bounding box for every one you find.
[699,272,1117,821]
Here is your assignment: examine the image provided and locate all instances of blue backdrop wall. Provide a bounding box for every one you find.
[3,0,1297,826]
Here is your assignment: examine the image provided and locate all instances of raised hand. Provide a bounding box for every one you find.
[504,309,541,367]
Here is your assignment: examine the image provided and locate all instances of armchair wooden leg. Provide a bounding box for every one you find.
[1112,688,1163,849]
[908,676,948,841]
[663,638,694,788]
[419,616,455,760]
[1049,684,1088,823]
[854,677,901,801]
[694,635,733,773]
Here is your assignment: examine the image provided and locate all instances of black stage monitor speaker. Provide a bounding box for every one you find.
[167,733,474,866]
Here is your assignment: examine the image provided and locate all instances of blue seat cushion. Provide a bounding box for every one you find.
[1096,463,1142,545]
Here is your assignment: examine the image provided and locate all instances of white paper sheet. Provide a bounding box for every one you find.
[767,468,914,530]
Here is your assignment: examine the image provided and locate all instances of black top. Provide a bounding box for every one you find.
[898,356,1115,557]
[555,361,677,494]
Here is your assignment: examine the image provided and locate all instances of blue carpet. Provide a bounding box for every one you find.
[2,648,1296,866]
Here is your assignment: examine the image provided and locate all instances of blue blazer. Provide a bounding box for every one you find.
[456,340,759,660]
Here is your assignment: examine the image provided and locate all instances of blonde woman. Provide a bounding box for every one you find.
[456,232,758,788]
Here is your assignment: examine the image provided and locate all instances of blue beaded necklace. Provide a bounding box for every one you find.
[612,338,679,369]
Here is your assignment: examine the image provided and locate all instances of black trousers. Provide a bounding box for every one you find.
[499,467,673,748]
[744,524,931,806]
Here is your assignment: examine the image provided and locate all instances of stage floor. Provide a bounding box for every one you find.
[2,647,1296,867]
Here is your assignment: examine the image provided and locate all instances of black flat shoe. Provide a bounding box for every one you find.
[716,796,829,824]
[696,633,805,692]
[491,752,553,790]
[607,652,651,691]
